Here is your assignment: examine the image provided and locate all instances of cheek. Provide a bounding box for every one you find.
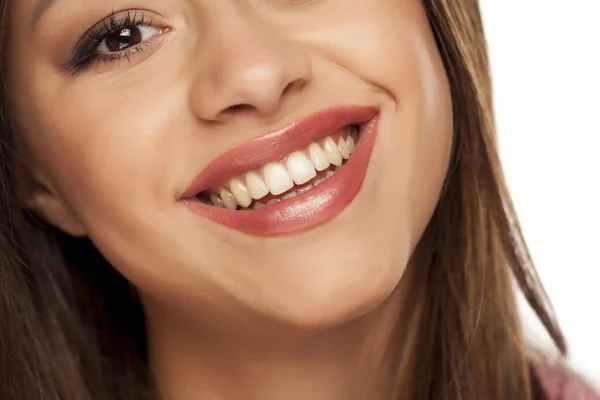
[22,79,188,237]
[296,0,454,213]
[295,0,435,96]
[332,1,453,240]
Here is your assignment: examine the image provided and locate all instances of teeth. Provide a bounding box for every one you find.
[204,128,359,209]
[210,194,225,208]
[246,172,270,200]
[337,137,350,159]
[297,184,313,194]
[263,162,294,195]
[323,137,343,167]
[282,190,298,200]
[229,178,252,207]
[286,151,317,185]
[346,135,355,154]
[220,188,238,210]
[314,177,326,186]
[308,143,330,171]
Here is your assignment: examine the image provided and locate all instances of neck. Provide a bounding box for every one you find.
[144,284,407,400]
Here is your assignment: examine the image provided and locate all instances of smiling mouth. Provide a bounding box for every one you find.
[196,125,360,210]
[182,106,379,236]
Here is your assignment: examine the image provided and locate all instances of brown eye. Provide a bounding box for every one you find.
[97,25,161,54]
[105,27,142,52]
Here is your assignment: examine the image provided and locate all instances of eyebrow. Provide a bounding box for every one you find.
[32,0,54,26]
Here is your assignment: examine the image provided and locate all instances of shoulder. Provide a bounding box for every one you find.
[535,362,600,400]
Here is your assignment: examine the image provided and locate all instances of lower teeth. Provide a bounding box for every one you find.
[282,191,298,200]
[297,185,313,194]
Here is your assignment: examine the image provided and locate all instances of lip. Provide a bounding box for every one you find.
[182,106,380,236]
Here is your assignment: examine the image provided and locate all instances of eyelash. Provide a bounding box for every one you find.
[65,10,166,74]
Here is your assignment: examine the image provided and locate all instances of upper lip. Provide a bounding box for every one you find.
[182,105,380,199]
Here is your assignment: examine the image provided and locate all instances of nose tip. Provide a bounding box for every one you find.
[191,51,311,122]
[188,7,312,123]
[220,71,307,119]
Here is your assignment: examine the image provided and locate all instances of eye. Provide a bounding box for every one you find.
[65,10,170,74]
[97,25,161,54]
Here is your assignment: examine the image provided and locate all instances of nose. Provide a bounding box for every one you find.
[189,6,312,122]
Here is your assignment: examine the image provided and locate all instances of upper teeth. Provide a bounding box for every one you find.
[323,137,343,167]
[204,127,357,209]
[264,162,295,196]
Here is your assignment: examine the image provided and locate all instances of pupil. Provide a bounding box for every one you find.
[106,26,142,52]
[118,29,131,44]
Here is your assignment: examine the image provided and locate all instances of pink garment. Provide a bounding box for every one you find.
[537,363,600,400]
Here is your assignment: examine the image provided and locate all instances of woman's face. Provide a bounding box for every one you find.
[7,0,452,327]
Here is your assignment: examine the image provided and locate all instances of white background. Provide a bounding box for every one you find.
[480,1,600,386]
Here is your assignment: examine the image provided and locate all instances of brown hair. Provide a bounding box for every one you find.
[0,0,566,399]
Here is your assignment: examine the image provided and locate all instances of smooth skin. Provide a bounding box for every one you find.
[6,0,452,399]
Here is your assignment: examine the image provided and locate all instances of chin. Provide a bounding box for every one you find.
[243,210,412,331]
[274,269,402,331]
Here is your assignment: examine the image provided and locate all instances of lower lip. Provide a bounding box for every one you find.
[185,116,379,236]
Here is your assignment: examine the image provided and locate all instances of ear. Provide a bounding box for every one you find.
[16,158,88,237]
[27,182,88,237]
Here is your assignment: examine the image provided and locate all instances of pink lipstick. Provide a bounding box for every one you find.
[182,106,380,236]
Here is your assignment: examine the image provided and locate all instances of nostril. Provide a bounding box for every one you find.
[224,104,254,114]
[282,78,306,99]
[212,103,257,122]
